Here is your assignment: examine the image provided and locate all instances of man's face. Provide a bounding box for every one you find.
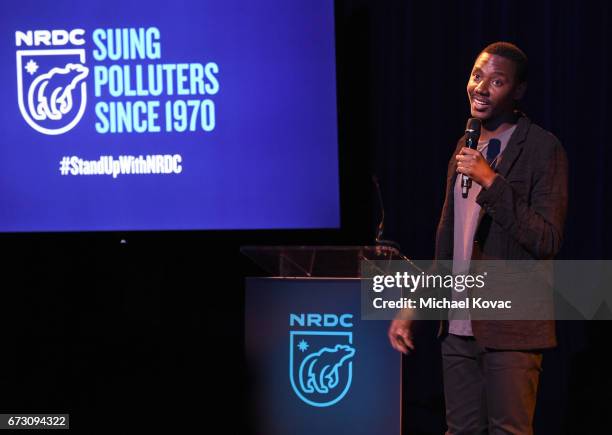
[466,52,525,121]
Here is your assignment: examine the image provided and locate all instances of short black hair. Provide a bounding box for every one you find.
[481,42,528,83]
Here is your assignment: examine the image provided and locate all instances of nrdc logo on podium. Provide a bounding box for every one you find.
[289,313,356,408]
[15,29,89,135]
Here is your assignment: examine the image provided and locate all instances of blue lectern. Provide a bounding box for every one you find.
[243,246,403,435]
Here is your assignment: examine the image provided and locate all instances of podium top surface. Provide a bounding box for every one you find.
[241,245,404,278]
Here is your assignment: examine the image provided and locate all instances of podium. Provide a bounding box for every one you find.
[242,246,403,435]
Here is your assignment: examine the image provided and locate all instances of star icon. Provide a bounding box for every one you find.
[297,340,309,352]
[25,59,39,75]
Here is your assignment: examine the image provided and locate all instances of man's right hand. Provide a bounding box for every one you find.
[388,319,415,354]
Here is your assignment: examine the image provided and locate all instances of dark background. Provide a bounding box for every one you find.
[1,0,610,433]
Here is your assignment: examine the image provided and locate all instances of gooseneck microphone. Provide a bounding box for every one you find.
[372,175,400,250]
[371,175,424,274]
[461,118,482,198]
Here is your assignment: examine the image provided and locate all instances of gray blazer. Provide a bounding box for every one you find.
[434,114,568,349]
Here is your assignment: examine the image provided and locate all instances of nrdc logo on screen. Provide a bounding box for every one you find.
[15,28,218,136]
[15,29,88,135]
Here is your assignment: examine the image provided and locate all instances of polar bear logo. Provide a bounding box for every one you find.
[27,63,89,122]
[298,344,356,394]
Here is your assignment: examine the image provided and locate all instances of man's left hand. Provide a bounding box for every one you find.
[456,147,497,189]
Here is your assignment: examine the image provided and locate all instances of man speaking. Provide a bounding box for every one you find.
[389,42,568,434]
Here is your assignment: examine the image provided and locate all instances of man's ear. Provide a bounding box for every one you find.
[514,82,527,101]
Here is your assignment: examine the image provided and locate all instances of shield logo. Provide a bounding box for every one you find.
[16,49,89,135]
[289,330,355,407]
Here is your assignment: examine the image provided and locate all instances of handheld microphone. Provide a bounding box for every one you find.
[461,118,481,198]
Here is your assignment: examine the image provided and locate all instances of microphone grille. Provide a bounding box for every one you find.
[465,118,482,135]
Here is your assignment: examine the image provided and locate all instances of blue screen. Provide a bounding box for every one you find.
[0,0,340,232]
